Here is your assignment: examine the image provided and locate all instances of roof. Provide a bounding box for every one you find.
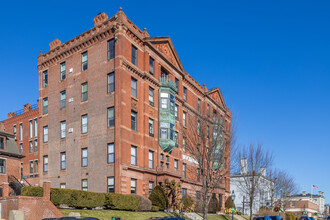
[0,130,23,158]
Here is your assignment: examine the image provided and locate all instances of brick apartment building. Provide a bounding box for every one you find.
[1,104,39,186]
[1,8,231,206]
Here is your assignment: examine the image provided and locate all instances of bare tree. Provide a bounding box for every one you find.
[183,111,231,220]
[231,143,274,220]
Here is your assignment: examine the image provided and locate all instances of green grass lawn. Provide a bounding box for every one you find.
[60,209,177,220]
[207,214,239,220]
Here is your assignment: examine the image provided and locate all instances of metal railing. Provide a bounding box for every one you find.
[13,104,38,117]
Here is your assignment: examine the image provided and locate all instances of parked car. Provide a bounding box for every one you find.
[300,216,310,220]
[269,215,283,220]
[253,216,272,220]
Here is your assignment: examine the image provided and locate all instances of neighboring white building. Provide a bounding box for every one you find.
[231,159,275,215]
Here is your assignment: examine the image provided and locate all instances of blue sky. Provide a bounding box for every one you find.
[1,1,329,202]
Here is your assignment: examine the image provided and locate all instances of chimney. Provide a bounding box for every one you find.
[240,158,248,174]
[260,167,266,176]
[93,12,108,27]
[8,112,16,119]
[49,39,61,50]
[23,104,32,113]
[302,191,306,196]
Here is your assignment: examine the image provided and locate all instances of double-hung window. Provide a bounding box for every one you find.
[131,146,137,165]
[160,92,168,109]
[174,159,178,171]
[81,83,88,102]
[81,148,88,167]
[29,141,33,153]
[149,182,154,195]
[0,159,5,174]
[183,137,186,152]
[60,91,66,108]
[131,111,137,131]
[43,98,48,114]
[60,152,66,170]
[198,99,201,112]
[148,151,154,169]
[131,45,137,65]
[60,121,66,138]
[131,78,137,98]
[149,57,154,75]
[81,52,88,71]
[29,120,33,138]
[183,87,187,101]
[107,177,115,193]
[19,123,23,141]
[131,179,137,194]
[197,168,200,182]
[149,87,154,106]
[13,125,16,138]
[175,104,178,120]
[149,119,154,137]
[107,107,115,128]
[43,156,48,172]
[107,72,115,93]
[60,62,66,80]
[81,179,88,191]
[34,139,38,152]
[34,160,38,176]
[19,143,23,154]
[81,115,88,134]
[107,39,115,60]
[34,119,37,137]
[107,143,114,163]
[42,70,48,88]
[183,112,186,126]
[0,138,4,150]
[43,126,48,143]
[183,163,186,178]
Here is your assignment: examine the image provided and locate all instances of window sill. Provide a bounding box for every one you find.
[131,96,138,102]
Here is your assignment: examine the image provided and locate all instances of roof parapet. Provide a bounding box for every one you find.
[49,39,61,50]
[93,12,109,27]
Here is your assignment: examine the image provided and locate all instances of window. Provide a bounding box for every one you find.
[175,132,178,147]
[107,72,115,93]
[170,124,174,140]
[207,104,210,117]
[149,87,154,106]
[29,141,33,153]
[34,119,37,137]
[107,143,114,163]
[207,125,210,138]
[81,179,88,191]
[81,82,88,102]
[197,121,200,135]
[81,148,88,167]
[107,39,115,60]
[29,161,33,176]
[0,159,5,174]
[29,120,33,138]
[160,128,168,139]
[175,104,178,120]
[42,70,48,88]
[0,138,4,150]
[60,183,66,189]
[43,98,48,114]
[131,179,137,194]
[160,154,164,160]
[34,139,38,152]
[34,160,38,175]
[60,121,66,138]
[174,159,178,171]
[175,78,179,91]
[60,90,66,108]
[60,62,66,80]
[107,107,115,128]
[149,182,154,195]
[131,45,137,65]
[149,57,154,75]
[183,137,186,152]
[197,168,200,182]
[81,52,88,71]
[131,78,137,98]
[43,126,48,143]
[183,163,186,178]
[148,151,154,169]
[161,67,168,78]
[170,95,175,112]
[183,112,186,126]
[60,152,66,170]
[182,188,187,197]
[166,163,169,169]
[166,156,169,162]
[198,99,201,112]
[131,146,137,165]
[19,143,23,154]
[161,98,168,109]
[107,177,115,193]
[19,123,23,141]
[183,87,187,101]
[43,156,48,172]
[149,119,154,136]
[213,110,217,122]
[81,114,88,134]
[131,111,137,131]
[13,125,16,138]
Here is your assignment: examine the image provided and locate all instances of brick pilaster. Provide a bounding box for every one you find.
[43,181,51,200]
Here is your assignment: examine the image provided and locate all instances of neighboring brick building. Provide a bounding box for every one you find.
[1,103,39,186]
[36,7,232,205]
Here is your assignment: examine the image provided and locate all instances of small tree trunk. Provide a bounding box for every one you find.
[203,205,208,220]
[249,198,253,220]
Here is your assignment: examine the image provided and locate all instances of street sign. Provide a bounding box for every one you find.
[231,208,235,212]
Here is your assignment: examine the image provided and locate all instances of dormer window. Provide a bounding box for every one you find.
[0,137,4,150]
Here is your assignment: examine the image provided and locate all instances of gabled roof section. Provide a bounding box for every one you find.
[207,87,227,109]
[145,37,185,72]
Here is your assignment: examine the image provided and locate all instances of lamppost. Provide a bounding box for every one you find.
[231,190,236,220]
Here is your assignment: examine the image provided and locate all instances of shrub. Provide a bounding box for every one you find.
[286,213,297,220]
[194,200,204,213]
[225,196,236,209]
[105,193,139,211]
[208,194,220,213]
[182,195,194,212]
[136,194,152,211]
[149,185,169,210]
[151,205,160,212]
[21,186,43,197]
